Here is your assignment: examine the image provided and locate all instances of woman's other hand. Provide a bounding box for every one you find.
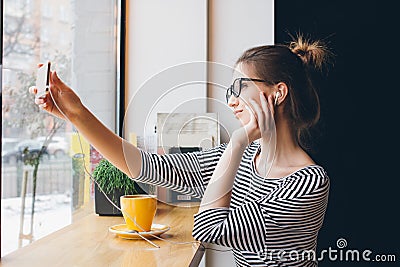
[231,92,276,146]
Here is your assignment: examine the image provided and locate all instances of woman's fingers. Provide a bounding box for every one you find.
[251,93,276,135]
[49,71,65,101]
[29,86,37,95]
[34,97,44,105]
[50,71,58,89]
[38,103,47,109]
[249,98,265,131]
[49,71,67,97]
[266,94,275,117]
[29,66,71,120]
[259,93,270,131]
[260,93,271,116]
[51,71,63,87]
[35,93,52,111]
[266,94,276,132]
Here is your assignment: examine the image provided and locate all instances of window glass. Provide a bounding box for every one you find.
[2,0,118,256]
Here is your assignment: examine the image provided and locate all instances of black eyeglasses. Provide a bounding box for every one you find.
[225,78,267,103]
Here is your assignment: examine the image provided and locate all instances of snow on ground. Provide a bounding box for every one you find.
[1,193,72,257]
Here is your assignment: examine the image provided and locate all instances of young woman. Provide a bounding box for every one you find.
[31,36,331,266]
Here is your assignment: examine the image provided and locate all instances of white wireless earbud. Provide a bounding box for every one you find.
[274,92,280,106]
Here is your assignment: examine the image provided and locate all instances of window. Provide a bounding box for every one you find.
[1,0,121,256]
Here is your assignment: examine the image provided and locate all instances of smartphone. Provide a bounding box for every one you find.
[35,61,51,98]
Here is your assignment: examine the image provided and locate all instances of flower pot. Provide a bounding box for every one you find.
[94,184,124,216]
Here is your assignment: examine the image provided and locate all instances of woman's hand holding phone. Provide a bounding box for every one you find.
[29,63,143,179]
[30,65,84,122]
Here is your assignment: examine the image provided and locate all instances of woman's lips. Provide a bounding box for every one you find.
[233,109,243,116]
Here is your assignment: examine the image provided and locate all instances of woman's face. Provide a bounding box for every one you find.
[228,63,273,126]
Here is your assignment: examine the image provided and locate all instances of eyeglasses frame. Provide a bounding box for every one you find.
[226,77,267,103]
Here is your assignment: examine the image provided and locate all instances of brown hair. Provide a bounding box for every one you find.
[235,34,331,150]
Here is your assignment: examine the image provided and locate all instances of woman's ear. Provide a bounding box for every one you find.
[275,82,288,106]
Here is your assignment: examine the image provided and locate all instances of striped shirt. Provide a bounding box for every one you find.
[135,142,330,266]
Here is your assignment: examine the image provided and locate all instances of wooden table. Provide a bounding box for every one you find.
[0,202,203,267]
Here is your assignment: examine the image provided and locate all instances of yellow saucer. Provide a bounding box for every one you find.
[109,223,170,240]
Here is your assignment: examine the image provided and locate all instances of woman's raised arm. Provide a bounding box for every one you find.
[30,70,141,178]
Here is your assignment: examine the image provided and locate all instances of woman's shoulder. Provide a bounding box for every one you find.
[294,164,328,176]
[285,164,330,190]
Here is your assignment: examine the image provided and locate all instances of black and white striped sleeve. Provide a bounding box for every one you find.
[192,169,330,253]
[134,144,226,199]
[192,202,267,253]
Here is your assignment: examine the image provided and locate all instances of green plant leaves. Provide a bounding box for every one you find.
[92,159,138,196]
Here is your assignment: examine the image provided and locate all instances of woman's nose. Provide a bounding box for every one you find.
[227,95,238,107]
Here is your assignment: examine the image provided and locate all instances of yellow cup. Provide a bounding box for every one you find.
[120,195,157,232]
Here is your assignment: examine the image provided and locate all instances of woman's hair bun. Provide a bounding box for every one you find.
[289,34,332,71]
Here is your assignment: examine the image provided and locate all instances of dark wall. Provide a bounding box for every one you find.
[276,1,398,266]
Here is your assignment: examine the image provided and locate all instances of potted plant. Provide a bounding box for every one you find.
[92,158,146,216]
